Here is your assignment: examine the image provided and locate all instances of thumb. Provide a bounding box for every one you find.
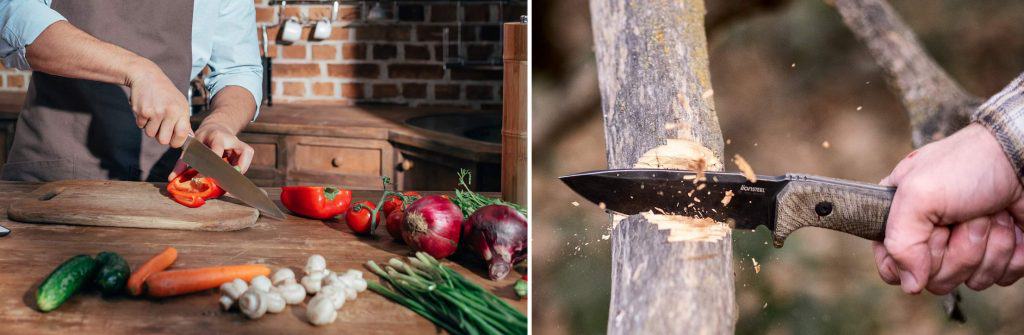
[884,185,936,294]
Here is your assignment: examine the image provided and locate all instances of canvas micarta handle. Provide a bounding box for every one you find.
[772,174,895,247]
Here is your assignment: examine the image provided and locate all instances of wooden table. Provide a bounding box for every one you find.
[0,183,526,334]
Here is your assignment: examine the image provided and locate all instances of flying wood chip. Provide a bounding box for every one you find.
[732,154,757,182]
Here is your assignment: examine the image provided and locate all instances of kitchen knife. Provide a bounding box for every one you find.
[560,169,895,247]
[182,136,286,220]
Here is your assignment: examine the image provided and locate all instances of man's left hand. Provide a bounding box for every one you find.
[167,122,255,181]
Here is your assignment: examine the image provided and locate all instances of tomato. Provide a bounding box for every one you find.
[280,186,352,220]
[346,201,382,235]
[382,191,422,216]
[166,168,224,208]
[385,209,405,241]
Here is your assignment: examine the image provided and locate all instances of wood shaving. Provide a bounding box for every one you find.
[821,141,830,149]
[641,213,729,242]
[598,202,607,210]
[695,183,706,191]
[633,139,723,171]
[856,106,863,111]
[732,154,757,182]
[721,190,734,206]
[571,201,580,207]
[752,257,761,274]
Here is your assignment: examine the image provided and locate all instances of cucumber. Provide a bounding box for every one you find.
[93,252,130,295]
[36,255,98,312]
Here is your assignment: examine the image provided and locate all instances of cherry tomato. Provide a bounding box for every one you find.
[385,209,405,241]
[345,201,382,235]
[382,191,422,216]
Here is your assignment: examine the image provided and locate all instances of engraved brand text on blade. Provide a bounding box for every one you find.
[739,185,765,193]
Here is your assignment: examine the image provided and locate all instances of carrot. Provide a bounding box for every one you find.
[144,264,271,298]
[127,247,177,296]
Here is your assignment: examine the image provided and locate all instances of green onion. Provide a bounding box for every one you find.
[365,252,527,335]
[451,169,526,218]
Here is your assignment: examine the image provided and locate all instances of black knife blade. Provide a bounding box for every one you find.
[560,169,896,245]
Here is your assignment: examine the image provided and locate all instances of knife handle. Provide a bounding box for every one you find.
[772,174,895,247]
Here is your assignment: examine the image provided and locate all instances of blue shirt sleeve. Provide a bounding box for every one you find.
[205,0,264,120]
[0,0,65,70]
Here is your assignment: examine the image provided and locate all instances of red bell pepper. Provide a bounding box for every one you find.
[280,186,353,219]
[166,168,225,208]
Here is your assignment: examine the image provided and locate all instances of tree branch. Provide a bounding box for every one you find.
[834,0,981,146]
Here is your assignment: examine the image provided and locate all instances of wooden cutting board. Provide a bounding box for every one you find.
[7,180,259,231]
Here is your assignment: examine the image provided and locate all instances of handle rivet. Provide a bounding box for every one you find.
[815,201,833,216]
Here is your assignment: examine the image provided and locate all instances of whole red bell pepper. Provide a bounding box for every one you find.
[280,186,352,219]
[166,168,225,208]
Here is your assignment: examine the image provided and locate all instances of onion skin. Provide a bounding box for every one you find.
[401,195,462,259]
[464,205,527,280]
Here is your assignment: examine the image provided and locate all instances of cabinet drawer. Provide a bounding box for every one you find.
[295,144,382,175]
[286,136,395,189]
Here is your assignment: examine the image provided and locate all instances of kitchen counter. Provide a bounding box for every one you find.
[0,183,525,334]
[0,92,500,163]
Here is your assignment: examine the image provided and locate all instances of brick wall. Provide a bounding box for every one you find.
[0,1,526,111]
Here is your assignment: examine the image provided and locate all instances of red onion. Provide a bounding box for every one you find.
[386,209,405,241]
[402,195,462,259]
[463,205,527,280]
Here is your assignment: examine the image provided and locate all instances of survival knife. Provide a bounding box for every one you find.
[560,169,895,247]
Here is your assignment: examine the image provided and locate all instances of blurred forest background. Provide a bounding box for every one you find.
[532,0,1024,334]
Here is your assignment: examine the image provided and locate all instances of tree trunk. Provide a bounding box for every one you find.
[589,0,735,333]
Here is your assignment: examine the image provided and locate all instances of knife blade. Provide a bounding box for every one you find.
[182,136,286,220]
[0,224,8,237]
[560,169,895,246]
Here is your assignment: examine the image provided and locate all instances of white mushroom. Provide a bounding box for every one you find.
[238,288,268,319]
[342,269,363,279]
[342,285,357,301]
[317,285,347,309]
[264,290,286,313]
[271,268,296,286]
[323,272,343,287]
[305,254,327,275]
[219,295,235,311]
[301,270,328,294]
[339,274,367,293]
[250,275,273,292]
[218,278,249,310]
[219,278,248,300]
[276,283,306,305]
[306,294,338,326]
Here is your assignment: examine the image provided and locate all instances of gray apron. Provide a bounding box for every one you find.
[1,0,194,182]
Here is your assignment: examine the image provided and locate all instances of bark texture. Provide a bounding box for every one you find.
[834,0,981,146]
[589,0,735,333]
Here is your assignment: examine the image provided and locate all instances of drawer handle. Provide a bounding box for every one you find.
[331,157,342,167]
[397,159,414,172]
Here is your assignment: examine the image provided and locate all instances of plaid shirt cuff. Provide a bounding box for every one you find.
[973,72,1024,182]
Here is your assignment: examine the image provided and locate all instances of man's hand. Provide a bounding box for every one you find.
[125,61,192,148]
[167,122,254,181]
[874,123,1024,294]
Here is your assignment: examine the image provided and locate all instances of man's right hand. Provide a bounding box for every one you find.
[124,61,192,148]
[873,123,1024,295]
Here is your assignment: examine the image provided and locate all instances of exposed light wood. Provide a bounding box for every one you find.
[501,22,528,206]
[589,0,735,333]
[0,184,525,334]
[7,180,258,231]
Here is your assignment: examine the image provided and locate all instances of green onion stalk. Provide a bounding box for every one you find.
[365,252,527,335]
[451,169,526,219]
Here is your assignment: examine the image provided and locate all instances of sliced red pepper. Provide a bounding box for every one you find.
[280,186,353,220]
[166,168,224,208]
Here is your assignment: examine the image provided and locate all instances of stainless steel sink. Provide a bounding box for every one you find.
[404,113,501,144]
